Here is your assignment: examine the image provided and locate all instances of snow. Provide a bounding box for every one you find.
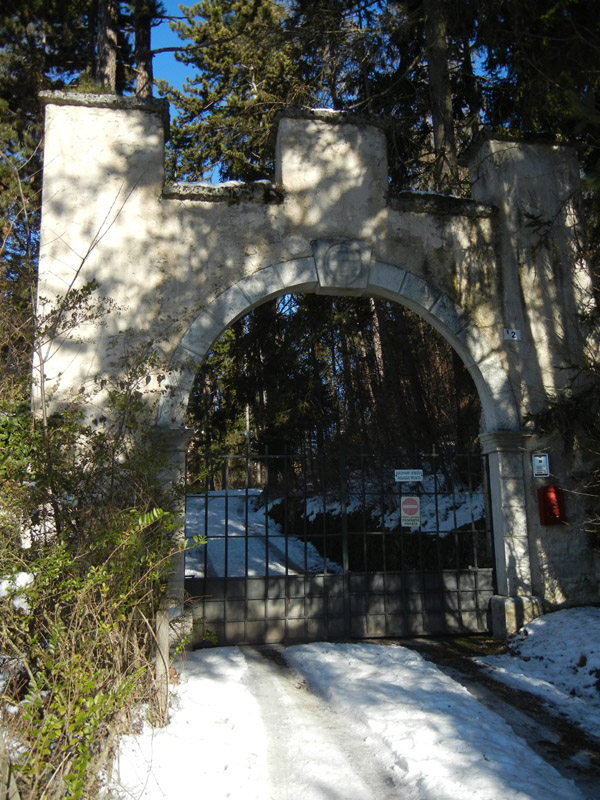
[477,606,600,738]
[169,179,275,190]
[378,473,486,535]
[184,479,485,577]
[295,474,485,535]
[0,572,35,693]
[114,607,600,800]
[172,180,245,188]
[115,649,269,800]
[0,571,34,613]
[185,491,343,577]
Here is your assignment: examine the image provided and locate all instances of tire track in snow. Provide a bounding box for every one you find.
[241,646,411,800]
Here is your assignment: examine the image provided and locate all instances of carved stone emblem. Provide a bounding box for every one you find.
[311,239,371,295]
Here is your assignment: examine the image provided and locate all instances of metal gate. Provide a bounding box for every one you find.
[184,447,495,646]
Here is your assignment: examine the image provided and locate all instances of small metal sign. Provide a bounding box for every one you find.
[504,328,522,341]
[532,453,550,478]
[401,495,421,527]
[394,469,423,483]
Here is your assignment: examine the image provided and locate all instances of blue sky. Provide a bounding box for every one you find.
[153,0,193,90]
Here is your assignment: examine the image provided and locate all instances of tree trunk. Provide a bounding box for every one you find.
[96,0,119,91]
[135,0,153,98]
[369,297,385,388]
[396,307,436,451]
[423,0,458,191]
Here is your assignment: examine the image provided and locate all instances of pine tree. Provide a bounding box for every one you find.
[161,0,483,190]
[161,0,312,181]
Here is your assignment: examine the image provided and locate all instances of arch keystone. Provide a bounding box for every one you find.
[312,239,371,295]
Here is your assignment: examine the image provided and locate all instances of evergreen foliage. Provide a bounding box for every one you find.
[161,0,312,181]
[161,0,484,190]
[162,0,600,193]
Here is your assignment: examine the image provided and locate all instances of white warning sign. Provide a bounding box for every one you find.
[400,495,421,528]
[394,469,423,483]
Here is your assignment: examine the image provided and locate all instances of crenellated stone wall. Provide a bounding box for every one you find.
[36,92,599,635]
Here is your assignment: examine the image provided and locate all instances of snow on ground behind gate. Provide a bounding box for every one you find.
[114,607,600,800]
[184,475,487,579]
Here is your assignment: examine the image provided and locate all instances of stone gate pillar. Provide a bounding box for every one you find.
[467,135,590,637]
[479,432,543,637]
[479,432,531,595]
[151,428,192,619]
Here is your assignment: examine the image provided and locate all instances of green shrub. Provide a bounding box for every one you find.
[0,502,176,799]
[0,348,184,798]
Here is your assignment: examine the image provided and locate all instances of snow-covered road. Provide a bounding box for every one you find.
[115,609,600,800]
[115,644,417,800]
[242,648,401,799]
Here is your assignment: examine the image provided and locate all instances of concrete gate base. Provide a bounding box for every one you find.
[490,596,545,640]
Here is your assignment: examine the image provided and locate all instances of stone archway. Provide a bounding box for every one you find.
[37,93,598,638]
[157,259,518,433]
[156,259,533,637]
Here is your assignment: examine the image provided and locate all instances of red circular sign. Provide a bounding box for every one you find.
[401,497,419,516]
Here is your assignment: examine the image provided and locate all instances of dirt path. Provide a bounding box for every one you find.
[241,646,409,800]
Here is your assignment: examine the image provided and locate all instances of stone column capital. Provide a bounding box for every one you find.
[479,430,530,455]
